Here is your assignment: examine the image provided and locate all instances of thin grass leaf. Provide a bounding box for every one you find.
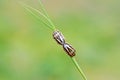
[71,57,87,80]
[23,4,56,30]
[21,3,55,30]
[38,0,56,30]
[38,0,49,18]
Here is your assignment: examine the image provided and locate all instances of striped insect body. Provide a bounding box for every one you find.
[53,30,76,57]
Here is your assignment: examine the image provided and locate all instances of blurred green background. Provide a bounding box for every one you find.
[0,0,120,80]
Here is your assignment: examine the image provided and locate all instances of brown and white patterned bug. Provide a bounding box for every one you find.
[53,30,65,45]
[53,30,76,57]
[63,43,76,57]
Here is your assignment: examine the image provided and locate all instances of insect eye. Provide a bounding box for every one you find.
[53,30,65,45]
[63,43,76,57]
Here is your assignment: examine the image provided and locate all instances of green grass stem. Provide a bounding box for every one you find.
[21,3,55,31]
[71,57,87,80]
[22,4,54,30]
[38,0,56,30]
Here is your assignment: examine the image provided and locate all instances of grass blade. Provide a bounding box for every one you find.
[71,57,87,80]
[38,0,49,18]
[38,0,56,30]
[21,3,55,30]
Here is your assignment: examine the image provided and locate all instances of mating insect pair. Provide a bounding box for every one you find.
[53,30,76,57]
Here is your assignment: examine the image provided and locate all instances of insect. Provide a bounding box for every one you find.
[63,43,76,57]
[53,30,65,45]
[53,30,76,57]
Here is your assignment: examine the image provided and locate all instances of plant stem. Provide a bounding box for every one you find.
[20,3,54,31]
[71,57,87,80]
[38,0,56,30]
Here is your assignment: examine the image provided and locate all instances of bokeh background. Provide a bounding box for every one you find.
[0,0,120,80]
